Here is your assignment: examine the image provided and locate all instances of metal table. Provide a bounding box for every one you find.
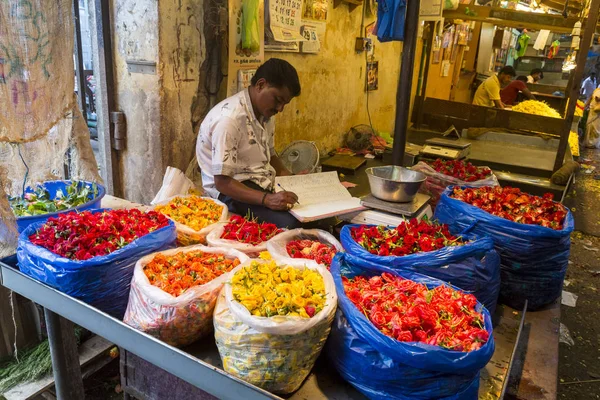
[0,255,525,400]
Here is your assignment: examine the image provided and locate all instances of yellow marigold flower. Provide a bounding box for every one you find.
[259,251,272,260]
[155,196,223,231]
[231,260,326,318]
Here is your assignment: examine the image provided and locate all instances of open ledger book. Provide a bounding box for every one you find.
[274,171,365,222]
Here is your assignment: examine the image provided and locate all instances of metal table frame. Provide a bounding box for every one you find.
[1,254,529,400]
[0,258,279,400]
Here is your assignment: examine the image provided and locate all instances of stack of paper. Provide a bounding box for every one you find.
[275,172,364,222]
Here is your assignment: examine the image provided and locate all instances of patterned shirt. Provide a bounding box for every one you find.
[196,89,276,199]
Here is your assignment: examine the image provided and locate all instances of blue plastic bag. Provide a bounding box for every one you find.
[434,187,574,310]
[327,253,495,400]
[17,209,176,318]
[375,0,406,42]
[14,180,106,233]
[340,224,501,313]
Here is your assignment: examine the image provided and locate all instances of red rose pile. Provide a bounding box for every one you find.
[429,159,492,182]
[350,219,464,257]
[451,186,568,230]
[29,209,169,260]
[343,273,489,352]
[286,239,337,268]
[221,215,282,245]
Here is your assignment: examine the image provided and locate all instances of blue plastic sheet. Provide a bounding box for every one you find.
[17,209,176,318]
[434,187,574,310]
[327,253,495,400]
[340,224,501,313]
[15,180,106,233]
[375,0,406,42]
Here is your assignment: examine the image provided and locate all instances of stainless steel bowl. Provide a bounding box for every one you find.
[366,166,426,203]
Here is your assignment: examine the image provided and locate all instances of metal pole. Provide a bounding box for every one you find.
[44,308,85,400]
[392,0,421,166]
[73,0,87,123]
[91,0,119,195]
[553,0,600,171]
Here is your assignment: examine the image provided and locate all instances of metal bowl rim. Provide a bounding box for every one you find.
[365,166,427,184]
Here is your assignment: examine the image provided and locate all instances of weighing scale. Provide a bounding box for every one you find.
[340,193,433,225]
[420,138,471,160]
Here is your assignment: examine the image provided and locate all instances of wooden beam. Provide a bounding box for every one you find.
[554,0,600,171]
[421,98,565,136]
[443,5,577,33]
[539,0,581,13]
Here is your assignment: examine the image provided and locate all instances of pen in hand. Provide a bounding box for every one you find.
[277,183,300,204]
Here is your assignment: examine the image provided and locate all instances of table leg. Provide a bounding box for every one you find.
[44,308,85,399]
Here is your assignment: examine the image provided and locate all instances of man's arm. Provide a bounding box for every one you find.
[270,154,292,176]
[215,175,298,210]
[493,99,505,109]
[522,88,536,100]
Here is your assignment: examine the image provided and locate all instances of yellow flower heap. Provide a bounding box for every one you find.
[231,258,326,318]
[512,100,562,118]
[155,195,223,231]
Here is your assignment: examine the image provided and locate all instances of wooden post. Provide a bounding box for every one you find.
[554,0,600,171]
[417,22,435,130]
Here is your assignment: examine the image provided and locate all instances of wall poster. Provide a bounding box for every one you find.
[366,61,379,91]
[227,0,265,96]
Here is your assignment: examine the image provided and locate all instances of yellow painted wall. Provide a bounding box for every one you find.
[266,2,403,154]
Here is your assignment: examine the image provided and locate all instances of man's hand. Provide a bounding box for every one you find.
[265,191,298,211]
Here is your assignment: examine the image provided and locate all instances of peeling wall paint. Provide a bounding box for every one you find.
[265,2,403,155]
[112,0,163,203]
[158,0,208,173]
[111,0,210,203]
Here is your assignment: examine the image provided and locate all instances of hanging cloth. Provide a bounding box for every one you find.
[548,40,560,59]
[533,30,551,51]
[374,0,407,42]
[515,33,530,59]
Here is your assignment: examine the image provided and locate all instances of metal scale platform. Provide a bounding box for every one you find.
[420,138,471,160]
[340,193,433,225]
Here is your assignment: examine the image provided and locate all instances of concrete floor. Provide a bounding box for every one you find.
[558,147,600,399]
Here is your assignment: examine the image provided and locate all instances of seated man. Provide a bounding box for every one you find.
[472,66,516,109]
[500,75,535,106]
[196,58,301,228]
[527,68,544,84]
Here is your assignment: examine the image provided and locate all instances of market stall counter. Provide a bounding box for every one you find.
[0,194,557,400]
[0,254,524,400]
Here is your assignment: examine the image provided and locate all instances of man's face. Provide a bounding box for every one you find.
[500,73,513,85]
[533,73,541,82]
[253,78,293,119]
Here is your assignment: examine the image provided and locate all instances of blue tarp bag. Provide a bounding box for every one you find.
[14,180,106,233]
[327,253,495,400]
[340,224,501,314]
[434,186,574,310]
[376,0,406,42]
[17,209,177,318]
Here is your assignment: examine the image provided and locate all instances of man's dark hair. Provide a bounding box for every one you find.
[591,71,597,77]
[516,75,528,82]
[499,65,516,77]
[251,58,301,97]
[530,68,544,79]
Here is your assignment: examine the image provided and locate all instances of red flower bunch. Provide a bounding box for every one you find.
[430,159,492,182]
[29,209,169,260]
[451,186,567,230]
[286,239,337,268]
[221,215,282,245]
[343,273,489,352]
[350,219,464,257]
